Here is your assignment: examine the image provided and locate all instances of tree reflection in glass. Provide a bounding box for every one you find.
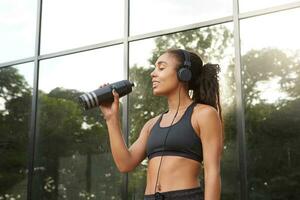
[33,46,124,200]
[241,9,300,199]
[0,64,34,199]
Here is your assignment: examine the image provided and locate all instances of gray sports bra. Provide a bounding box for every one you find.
[146,102,203,163]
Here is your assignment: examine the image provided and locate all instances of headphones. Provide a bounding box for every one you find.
[177,49,192,82]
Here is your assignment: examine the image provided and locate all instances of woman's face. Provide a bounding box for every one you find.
[150,52,181,96]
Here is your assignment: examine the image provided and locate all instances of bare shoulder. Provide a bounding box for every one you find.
[193,103,219,118]
[192,103,221,136]
[140,114,161,137]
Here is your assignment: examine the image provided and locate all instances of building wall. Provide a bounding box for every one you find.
[0,0,299,199]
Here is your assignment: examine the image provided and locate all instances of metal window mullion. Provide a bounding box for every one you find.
[38,39,124,61]
[1,1,300,68]
[27,0,42,199]
[233,0,248,200]
[128,16,233,42]
[31,15,233,62]
[0,16,232,68]
[239,1,300,20]
[121,1,130,200]
[0,57,35,68]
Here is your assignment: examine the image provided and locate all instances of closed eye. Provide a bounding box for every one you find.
[158,63,167,70]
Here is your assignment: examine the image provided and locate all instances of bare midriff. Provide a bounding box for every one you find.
[144,155,202,195]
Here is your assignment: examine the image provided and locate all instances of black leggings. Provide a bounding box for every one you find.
[144,186,204,200]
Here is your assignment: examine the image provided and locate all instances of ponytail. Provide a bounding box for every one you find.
[191,62,224,150]
[191,63,221,113]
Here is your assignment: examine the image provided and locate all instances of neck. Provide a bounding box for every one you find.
[167,87,193,113]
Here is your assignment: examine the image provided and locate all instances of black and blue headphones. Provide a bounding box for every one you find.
[177,49,192,82]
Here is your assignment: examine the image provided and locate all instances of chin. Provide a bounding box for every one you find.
[152,89,166,96]
[152,91,160,96]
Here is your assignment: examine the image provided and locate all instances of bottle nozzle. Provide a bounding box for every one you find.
[130,82,135,87]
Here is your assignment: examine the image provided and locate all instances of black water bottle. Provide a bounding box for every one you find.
[78,80,134,110]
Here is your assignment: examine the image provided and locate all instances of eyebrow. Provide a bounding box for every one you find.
[155,61,168,67]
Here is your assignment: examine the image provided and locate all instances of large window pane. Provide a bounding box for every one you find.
[0,63,34,199]
[130,0,232,36]
[33,45,124,199]
[41,0,124,54]
[239,0,299,13]
[240,8,300,199]
[128,23,239,200]
[0,0,37,63]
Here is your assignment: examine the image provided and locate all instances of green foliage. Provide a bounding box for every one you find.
[147,25,233,65]
[1,23,300,199]
[0,67,30,102]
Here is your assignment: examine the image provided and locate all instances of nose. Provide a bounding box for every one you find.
[150,67,157,78]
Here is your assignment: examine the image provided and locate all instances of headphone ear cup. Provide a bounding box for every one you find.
[177,67,192,82]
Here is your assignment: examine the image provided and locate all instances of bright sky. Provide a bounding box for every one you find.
[40,0,124,54]
[0,0,36,62]
[1,0,300,104]
[239,0,299,12]
[38,45,124,93]
[240,8,300,103]
[130,0,232,35]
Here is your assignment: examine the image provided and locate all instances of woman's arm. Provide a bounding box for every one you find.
[106,113,155,173]
[99,88,131,172]
[196,106,223,200]
[99,86,155,173]
[105,114,131,173]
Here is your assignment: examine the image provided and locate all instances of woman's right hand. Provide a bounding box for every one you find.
[98,83,120,121]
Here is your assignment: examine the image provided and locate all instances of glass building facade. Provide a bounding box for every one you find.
[0,0,299,199]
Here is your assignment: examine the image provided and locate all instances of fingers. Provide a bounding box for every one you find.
[112,88,119,103]
[98,82,119,103]
[99,82,109,88]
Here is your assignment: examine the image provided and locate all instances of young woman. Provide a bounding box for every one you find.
[99,48,224,200]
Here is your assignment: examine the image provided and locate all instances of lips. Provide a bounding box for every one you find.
[152,81,159,88]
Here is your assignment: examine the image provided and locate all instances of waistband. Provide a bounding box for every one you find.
[144,186,203,200]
